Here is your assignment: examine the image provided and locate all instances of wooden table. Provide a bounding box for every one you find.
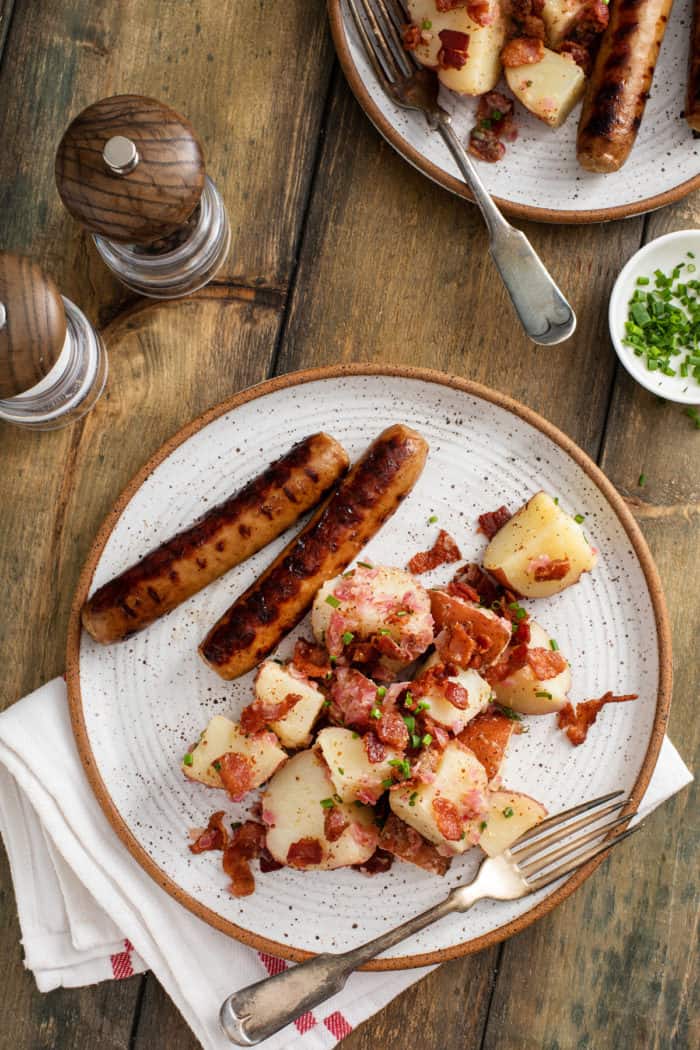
[0,3,697,1047]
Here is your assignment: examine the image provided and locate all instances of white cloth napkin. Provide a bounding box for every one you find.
[0,679,692,1050]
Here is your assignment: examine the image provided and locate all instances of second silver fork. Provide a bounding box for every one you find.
[345,0,577,346]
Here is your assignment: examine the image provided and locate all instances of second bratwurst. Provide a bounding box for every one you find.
[82,433,349,644]
[199,423,429,680]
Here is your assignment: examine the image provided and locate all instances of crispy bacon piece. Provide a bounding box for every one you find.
[293,638,331,678]
[467,1,493,25]
[558,692,637,746]
[454,563,504,607]
[468,134,505,163]
[445,679,471,709]
[485,642,529,684]
[364,730,387,764]
[354,848,394,875]
[558,40,592,75]
[438,29,470,70]
[402,23,422,50]
[324,806,349,843]
[469,92,517,163]
[408,529,462,575]
[435,622,477,668]
[218,752,254,801]
[189,810,229,854]
[527,647,567,680]
[431,590,511,666]
[477,505,512,539]
[501,36,545,66]
[329,667,377,728]
[287,837,324,867]
[377,710,410,750]
[222,820,266,897]
[570,0,608,45]
[379,814,451,875]
[533,556,570,582]
[240,692,301,734]
[432,797,463,841]
[459,710,513,780]
[446,578,480,603]
[420,717,450,750]
[512,617,531,644]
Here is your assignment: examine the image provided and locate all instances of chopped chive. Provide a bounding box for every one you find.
[421,733,433,748]
[416,699,430,712]
[553,496,559,504]
[403,714,416,733]
[409,790,419,807]
[549,638,559,651]
[213,760,221,771]
[428,514,438,524]
[330,655,337,665]
[325,594,341,608]
[378,628,391,636]
[389,758,411,778]
[396,610,410,617]
[381,778,394,789]
[352,731,359,739]
[411,733,422,748]
[376,686,387,700]
[636,276,650,286]
[495,704,522,721]
[479,820,488,832]
[421,18,432,28]
[231,821,242,832]
[357,561,373,569]
[503,806,514,818]
[320,797,335,809]
[341,631,354,645]
[322,698,331,707]
[574,513,585,524]
[685,406,700,428]
[535,691,553,699]
[638,473,646,487]
[370,706,382,719]
[403,691,414,708]
[337,769,344,776]
[183,752,193,766]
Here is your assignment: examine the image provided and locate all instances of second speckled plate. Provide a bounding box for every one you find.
[67,365,670,967]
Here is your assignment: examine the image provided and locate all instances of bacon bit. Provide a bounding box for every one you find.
[454,563,503,607]
[259,846,284,873]
[287,837,324,868]
[217,752,254,801]
[570,0,609,45]
[329,667,377,728]
[459,710,513,780]
[379,814,451,875]
[432,797,463,841]
[467,1,493,25]
[477,505,512,539]
[354,848,394,875]
[408,529,462,575]
[411,744,443,783]
[222,820,266,897]
[513,618,531,645]
[445,679,470,710]
[468,133,505,163]
[377,710,410,750]
[324,806,349,843]
[558,692,637,746]
[189,810,229,854]
[431,590,510,666]
[501,36,545,67]
[240,692,301,734]
[533,556,570,582]
[435,622,477,668]
[446,578,480,603]
[402,22,421,50]
[438,29,470,70]
[469,92,517,163]
[527,647,567,680]
[522,14,546,38]
[293,638,331,678]
[363,730,387,764]
[558,40,592,75]
[485,642,529,684]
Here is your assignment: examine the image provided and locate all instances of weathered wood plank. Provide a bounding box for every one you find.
[0,1,15,61]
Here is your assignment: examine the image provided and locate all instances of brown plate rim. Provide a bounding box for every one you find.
[327,0,700,225]
[66,362,672,970]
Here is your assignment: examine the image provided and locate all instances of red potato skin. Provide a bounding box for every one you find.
[576,0,674,173]
[81,433,349,644]
[687,0,700,130]
[199,424,429,681]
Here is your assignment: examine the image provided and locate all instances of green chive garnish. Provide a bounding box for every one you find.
[376,686,387,700]
[535,691,553,699]
[357,561,372,569]
[428,514,438,524]
[341,631,354,645]
[421,733,433,748]
[409,791,419,807]
[479,820,487,832]
[503,806,514,818]
[370,706,382,719]
[183,752,193,766]
[320,797,335,809]
[574,513,585,524]
[638,473,646,487]
[325,594,341,608]
[550,638,559,651]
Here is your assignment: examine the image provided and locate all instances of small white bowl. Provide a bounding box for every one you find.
[609,229,700,405]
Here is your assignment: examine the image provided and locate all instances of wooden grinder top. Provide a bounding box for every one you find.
[55,95,206,245]
[0,253,67,399]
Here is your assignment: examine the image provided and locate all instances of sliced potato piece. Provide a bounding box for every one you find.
[255,661,325,749]
[406,0,467,68]
[418,651,492,733]
[540,0,587,46]
[182,715,286,789]
[316,726,401,804]
[505,49,586,128]
[479,789,547,856]
[262,749,378,869]
[491,621,572,715]
[390,741,489,855]
[483,490,597,597]
[406,0,505,95]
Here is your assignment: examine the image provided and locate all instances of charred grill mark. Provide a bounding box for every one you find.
[238,524,252,538]
[147,586,161,604]
[282,485,299,503]
[119,598,138,619]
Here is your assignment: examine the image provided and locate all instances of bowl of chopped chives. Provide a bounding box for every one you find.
[609,229,700,405]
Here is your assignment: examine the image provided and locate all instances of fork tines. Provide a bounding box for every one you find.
[511,791,642,892]
[348,0,416,85]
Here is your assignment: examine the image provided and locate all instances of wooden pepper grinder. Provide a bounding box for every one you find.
[55,95,230,299]
[0,253,107,429]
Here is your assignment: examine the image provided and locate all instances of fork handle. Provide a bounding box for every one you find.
[437,120,576,345]
[219,889,471,1045]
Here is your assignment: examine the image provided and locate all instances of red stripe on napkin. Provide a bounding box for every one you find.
[295,1012,316,1033]
[324,1011,353,1039]
[110,940,134,979]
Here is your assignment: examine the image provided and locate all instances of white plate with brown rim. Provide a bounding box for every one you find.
[67,365,671,968]
[328,0,700,224]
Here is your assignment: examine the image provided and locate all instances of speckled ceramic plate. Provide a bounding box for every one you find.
[328,0,700,223]
[67,366,671,967]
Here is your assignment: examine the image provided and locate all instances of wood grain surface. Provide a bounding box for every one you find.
[0,2,697,1049]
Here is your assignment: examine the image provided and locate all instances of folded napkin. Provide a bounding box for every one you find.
[0,680,692,1050]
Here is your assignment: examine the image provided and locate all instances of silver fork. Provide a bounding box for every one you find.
[219,790,640,1045]
[344,0,576,346]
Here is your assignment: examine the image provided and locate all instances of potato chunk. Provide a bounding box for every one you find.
[483,491,597,597]
[254,661,325,749]
[479,789,547,856]
[491,621,572,715]
[505,49,586,128]
[316,726,401,804]
[417,651,492,733]
[262,749,378,869]
[390,741,489,855]
[407,0,506,96]
[540,0,587,46]
[182,715,286,790]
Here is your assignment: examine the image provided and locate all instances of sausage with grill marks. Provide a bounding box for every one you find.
[199,424,429,681]
[81,433,349,644]
[576,0,674,173]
